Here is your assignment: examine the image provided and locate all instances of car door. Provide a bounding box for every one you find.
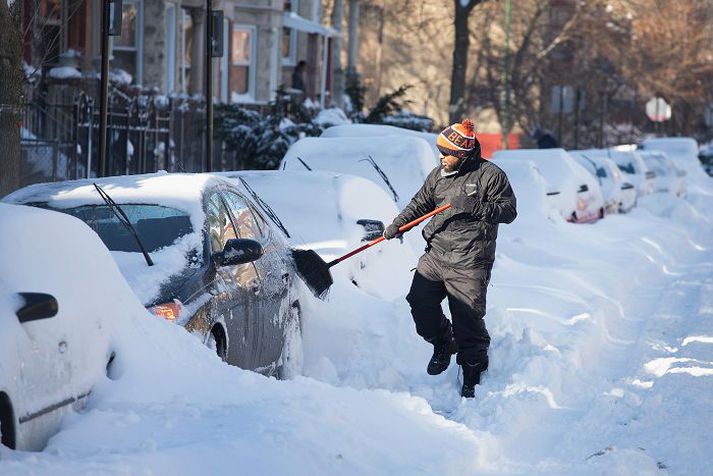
[221,190,290,373]
[204,191,260,370]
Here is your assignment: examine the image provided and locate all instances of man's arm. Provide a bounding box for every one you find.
[390,168,438,228]
[450,168,517,224]
[479,169,517,224]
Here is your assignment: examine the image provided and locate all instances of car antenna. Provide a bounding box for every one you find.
[237,176,291,238]
[359,155,400,203]
[93,183,154,266]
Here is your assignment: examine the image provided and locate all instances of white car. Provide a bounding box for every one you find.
[281,135,437,212]
[492,148,605,223]
[321,124,440,161]
[568,151,637,214]
[487,158,552,225]
[0,203,133,451]
[639,137,706,180]
[638,150,686,196]
[576,147,655,198]
[214,170,418,300]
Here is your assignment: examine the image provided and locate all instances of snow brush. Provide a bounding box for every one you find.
[293,203,452,299]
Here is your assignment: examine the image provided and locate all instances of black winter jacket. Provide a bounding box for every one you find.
[392,158,517,268]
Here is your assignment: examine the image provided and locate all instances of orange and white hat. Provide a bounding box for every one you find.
[436,119,480,160]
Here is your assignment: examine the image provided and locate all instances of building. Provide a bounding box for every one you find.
[23,0,339,105]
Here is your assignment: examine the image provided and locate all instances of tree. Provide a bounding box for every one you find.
[0,0,23,197]
[449,0,489,124]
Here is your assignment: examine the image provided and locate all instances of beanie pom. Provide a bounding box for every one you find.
[461,119,475,135]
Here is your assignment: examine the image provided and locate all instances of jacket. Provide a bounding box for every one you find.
[392,157,517,267]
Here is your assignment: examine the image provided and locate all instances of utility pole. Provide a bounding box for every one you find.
[502,0,511,149]
[98,0,111,177]
[205,0,213,172]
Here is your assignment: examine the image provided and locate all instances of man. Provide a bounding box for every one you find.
[383,119,517,398]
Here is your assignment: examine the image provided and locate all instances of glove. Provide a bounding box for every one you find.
[383,223,403,240]
[450,194,482,216]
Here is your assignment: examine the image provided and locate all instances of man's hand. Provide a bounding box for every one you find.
[450,194,482,216]
[383,223,403,240]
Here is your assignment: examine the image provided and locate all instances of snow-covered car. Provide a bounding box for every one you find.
[575,147,655,198]
[638,150,686,196]
[4,173,303,377]
[639,137,706,180]
[487,158,552,224]
[0,203,130,451]
[568,151,637,214]
[280,135,437,212]
[321,124,440,161]
[491,148,605,223]
[214,170,418,300]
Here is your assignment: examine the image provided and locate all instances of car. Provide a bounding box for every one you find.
[487,158,552,224]
[568,151,637,214]
[280,135,438,212]
[3,173,303,378]
[320,124,440,161]
[576,147,655,198]
[213,170,419,300]
[639,137,706,180]
[0,203,129,450]
[638,149,686,196]
[491,148,605,223]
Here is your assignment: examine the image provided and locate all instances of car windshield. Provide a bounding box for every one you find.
[45,204,193,253]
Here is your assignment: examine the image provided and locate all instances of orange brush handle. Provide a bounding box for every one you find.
[328,203,452,267]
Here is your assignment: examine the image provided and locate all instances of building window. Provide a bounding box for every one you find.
[230,25,255,101]
[38,0,63,66]
[166,4,176,93]
[282,0,298,65]
[180,10,192,93]
[112,0,143,84]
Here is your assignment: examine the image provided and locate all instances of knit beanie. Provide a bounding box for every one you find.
[436,119,480,160]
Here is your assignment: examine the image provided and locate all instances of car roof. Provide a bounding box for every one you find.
[3,172,231,216]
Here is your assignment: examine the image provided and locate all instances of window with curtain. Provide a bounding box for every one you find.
[230,26,254,98]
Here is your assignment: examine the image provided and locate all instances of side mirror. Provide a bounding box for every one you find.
[16,293,58,323]
[213,238,263,267]
[356,219,385,241]
[621,182,635,190]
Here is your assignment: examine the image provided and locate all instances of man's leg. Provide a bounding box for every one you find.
[444,266,492,396]
[406,253,456,375]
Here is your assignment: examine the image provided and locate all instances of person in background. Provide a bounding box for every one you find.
[291,60,307,92]
[383,119,517,398]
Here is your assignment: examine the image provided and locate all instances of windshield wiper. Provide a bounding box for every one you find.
[296,157,312,171]
[237,177,291,238]
[93,183,154,266]
[359,155,399,203]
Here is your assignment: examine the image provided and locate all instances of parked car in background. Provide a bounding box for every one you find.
[214,170,418,300]
[1,204,127,451]
[576,147,655,197]
[321,124,440,162]
[488,158,552,225]
[492,148,605,223]
[281,135,437,212]
[568,151,637,214]
[4,173,303,378]
[639,137,706,180]
[638,150,686,196]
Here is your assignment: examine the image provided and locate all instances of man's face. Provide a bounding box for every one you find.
[440,154,463,173]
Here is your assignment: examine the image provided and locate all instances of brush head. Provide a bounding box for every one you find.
[291,248,333,299]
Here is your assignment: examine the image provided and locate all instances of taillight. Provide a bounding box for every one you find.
[148,300,183,322]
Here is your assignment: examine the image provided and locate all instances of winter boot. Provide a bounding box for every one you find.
[461,361,488,398]
[426,331,458,375]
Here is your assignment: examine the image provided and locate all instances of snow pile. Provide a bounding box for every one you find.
[2,158,713,474]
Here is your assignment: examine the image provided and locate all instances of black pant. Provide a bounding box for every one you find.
[406,251,491,366]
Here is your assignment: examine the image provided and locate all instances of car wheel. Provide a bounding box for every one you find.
[0,392,16,450]
[277,301,304,380]
[207,325,228,362]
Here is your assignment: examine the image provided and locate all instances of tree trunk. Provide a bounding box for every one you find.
[449,0,487,124]
[330,0,345,109]
[0,0,23,197]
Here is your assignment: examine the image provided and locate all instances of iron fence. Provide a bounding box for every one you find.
[20,85,236,186]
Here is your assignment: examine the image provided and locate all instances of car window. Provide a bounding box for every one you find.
[222,191,263,240]
[45,203,193,253]
[616,162,636,174]
[206,193,238,253]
